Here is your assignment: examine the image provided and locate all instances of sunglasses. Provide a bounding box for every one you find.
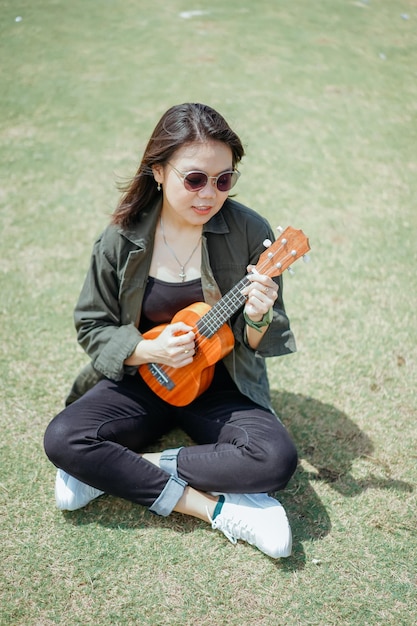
[168,163,240,192]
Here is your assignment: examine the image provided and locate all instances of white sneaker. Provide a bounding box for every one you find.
[208,493,292,558]
[55,469,104,511]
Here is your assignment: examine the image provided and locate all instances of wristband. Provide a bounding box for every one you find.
[243,308,273,333]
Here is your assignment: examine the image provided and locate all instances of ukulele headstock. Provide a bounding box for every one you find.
[255,226,311,278]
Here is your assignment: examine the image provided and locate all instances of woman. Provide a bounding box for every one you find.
[44,103,298,559]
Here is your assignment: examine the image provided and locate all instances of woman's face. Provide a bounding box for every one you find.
[153,140,234,227]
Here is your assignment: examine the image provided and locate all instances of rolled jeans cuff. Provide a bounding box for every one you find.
[149,474,187,517]
[159,447,183,478]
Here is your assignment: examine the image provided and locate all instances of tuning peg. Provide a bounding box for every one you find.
[276,226,284,233]
[303,254,311,263]
[263,238,272,248]
[288,267,295,276]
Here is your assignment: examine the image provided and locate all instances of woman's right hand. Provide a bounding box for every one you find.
[124,322,196,368]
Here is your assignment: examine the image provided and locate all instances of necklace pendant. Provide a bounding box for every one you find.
[179,268,186,282]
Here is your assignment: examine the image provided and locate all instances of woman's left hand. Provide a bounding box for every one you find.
[241,265,278,321]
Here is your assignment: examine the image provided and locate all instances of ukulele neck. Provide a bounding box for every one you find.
[196,276,250,338]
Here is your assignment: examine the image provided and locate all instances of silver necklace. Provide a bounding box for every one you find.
[160,216,202,282]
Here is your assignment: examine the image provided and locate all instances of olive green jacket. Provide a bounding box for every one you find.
[66,198,296,410]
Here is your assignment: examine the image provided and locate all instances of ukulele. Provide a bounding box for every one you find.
[139,226,310,406]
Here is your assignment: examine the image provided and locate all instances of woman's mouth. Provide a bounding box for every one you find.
[192,205,212,214]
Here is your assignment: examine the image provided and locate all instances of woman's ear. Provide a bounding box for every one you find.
[152,164,163,185]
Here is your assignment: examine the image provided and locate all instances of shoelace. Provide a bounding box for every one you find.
[207,507,256,546]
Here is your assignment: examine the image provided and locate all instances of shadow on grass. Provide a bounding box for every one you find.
[270,390,413,570]
[61,391,412,571]
[272,391,413,496]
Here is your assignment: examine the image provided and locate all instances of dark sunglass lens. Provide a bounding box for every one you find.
[184,172,208,191]
[217,172,233,192]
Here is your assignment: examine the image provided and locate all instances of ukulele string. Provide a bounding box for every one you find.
[193,245,291,346]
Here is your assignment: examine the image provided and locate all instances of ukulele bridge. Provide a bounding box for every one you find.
[147,363,175,390]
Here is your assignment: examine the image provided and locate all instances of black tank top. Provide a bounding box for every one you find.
[139,277,204,332]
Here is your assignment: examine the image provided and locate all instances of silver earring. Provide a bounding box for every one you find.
[157,183,161,192]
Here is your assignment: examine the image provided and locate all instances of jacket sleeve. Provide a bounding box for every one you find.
[73,235,141,381]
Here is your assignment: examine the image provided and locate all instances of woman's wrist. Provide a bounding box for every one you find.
[243,308,273,333]
[124,339,149,366]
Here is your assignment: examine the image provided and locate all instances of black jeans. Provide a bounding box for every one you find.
[44,367,298,514]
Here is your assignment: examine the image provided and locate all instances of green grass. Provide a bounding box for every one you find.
[1,0,416,624]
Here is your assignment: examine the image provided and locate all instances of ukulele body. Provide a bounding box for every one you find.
[139,302,235,406]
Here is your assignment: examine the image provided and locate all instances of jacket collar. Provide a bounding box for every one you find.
[118,198,161,249]
[203,205,230,234]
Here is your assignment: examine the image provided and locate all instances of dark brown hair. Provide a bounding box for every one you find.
[112,103,245,228]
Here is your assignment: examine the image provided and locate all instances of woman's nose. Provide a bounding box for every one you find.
[198,179,217,197]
